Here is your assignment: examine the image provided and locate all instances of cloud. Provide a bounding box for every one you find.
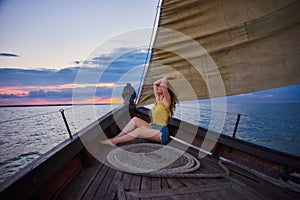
[75,47,147,83]
[0,48,146,105]
[0,53,19,57]
[0,93,20,99]
[0,47,147,105]
[27,89,74,98]
[0,47,147,87]
[0,67,79,87]
[27,89,47,98]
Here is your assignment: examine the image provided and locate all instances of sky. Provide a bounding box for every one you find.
[0,0,158,105]
[0,0,299,106]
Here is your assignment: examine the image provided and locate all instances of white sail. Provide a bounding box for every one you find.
[138,0,300,106]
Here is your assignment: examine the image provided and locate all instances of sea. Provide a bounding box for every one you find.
[0,103,300,183]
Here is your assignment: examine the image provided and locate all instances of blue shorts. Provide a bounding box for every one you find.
[151,124,169,144]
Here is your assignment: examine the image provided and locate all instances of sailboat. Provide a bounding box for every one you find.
[1,0,300,199]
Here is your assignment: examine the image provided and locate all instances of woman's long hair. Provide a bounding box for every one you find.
[167,83,178,117]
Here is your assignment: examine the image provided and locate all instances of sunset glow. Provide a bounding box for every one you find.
[0,97,123,106]
[0,82,124,106]
[0,88,29,96]
[0,83,118,95]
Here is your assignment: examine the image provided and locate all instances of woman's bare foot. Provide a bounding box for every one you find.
[100,139,116,147]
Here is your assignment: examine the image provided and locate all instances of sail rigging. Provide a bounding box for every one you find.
[138,0,300,106]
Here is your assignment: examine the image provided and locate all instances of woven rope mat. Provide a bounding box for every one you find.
[106,143,201,176]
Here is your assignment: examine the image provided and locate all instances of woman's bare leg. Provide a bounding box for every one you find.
[107,127,161,146]
[115,117,149,138]
[100,117,150,146]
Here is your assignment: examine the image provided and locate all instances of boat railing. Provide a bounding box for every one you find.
[59,109,73,139]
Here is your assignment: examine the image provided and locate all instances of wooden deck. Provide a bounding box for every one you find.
[58,144,300,200]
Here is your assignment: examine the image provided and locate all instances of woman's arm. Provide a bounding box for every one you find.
[153,78,162,101]
[153,75,176,104]
[153,75,176,87]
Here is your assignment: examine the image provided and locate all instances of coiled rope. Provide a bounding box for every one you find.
[106,143,229,178]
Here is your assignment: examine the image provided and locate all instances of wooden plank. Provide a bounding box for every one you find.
[165,178,185,200]
[121,173,133,191]
[93,167,118,199]
[150,177,162,200]
[39,156,82,199]
[181,193,206,200]
[231,183,264,200]
[82,165,109,200]
[224,176,274,200]
[126,182,233,199]
[167,178,185,189]
[129,175,141,191]
[140,176,152,191]
[203,191,228,200]
[204,183,256,200]
[57,162,102,200]
[178,194,202,200]
[151,197,172,200]
[169,194,190,200]
[127,174,141,200]
[228,169,300,200]
[172,178,206,200]
[187,194,207,200]
[161,178,169,190]
[179,177,204,187]
[151,177,161,190]
[117,182,127,200]
[103,170,124,200]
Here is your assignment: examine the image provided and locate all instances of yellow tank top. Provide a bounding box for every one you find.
[150,102,170,126]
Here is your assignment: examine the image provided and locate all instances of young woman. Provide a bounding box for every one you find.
[101,75,177,146]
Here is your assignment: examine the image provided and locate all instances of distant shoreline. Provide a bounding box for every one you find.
[0,103,121,108]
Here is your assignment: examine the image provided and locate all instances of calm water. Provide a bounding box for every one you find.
[174,103,300,156]
[0,103,300,183]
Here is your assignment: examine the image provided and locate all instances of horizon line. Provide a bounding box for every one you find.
[0,103,123,108]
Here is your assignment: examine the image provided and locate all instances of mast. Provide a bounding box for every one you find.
[137,0,163,103]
